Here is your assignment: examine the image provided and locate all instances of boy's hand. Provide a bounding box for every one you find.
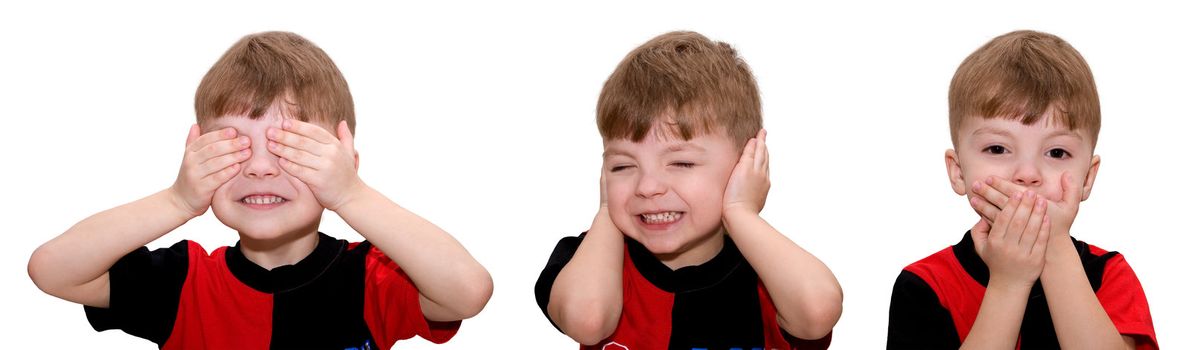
[170,124,251,217]
[266,120,362,211]
[971,191,1051,289]
[723,129,769,217]
[599,169,609,209]
[970,174,1080,236]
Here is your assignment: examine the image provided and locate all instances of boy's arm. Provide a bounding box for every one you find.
[971,175,1135,349]
[266,120,492,322]
[961,191,1050,349]
[28,125,249,307]
[546,174,624,345]
[721,130,841,340]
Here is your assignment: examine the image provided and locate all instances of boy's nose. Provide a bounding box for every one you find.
[1011,160,1043,187]
[634,171,668,198]
[243,141,280,178]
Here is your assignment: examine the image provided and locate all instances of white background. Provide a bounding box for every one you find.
[2,1,1185,348]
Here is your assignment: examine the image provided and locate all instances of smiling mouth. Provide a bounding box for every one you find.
[640,211,683,225]
[240,194,288,206]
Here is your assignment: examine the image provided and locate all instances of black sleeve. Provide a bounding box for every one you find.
[533,233,586,331]
[783,330,832,349]
[887,270,961,350]
[84,240,190,346]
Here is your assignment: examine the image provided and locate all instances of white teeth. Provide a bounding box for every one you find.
[641,211,682,224]
[242,195,285,205]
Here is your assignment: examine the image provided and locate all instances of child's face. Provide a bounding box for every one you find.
[205,111,326,242]
[603,123,739,267]
[946,112,1100,204]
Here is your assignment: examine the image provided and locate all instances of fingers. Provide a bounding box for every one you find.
[991,191,1023,240]
[599,170,609,206]
[267,139,323,170]
[739,137,757,165]
[188,127,239,152]
[1019,196,1048,253]
[1060,171,1078,205]
[970,179,1011,211]
[188,127,249,179]
[754,129,767,172]
[278,157,316,180]
[1006,191,1037,245]
[267,127,323,156]
[186,124,200,146]
[336,120,355,151]
[1035,215,1052,256]
[206,162,242,184]
[971,218,991,247]
[282,119,338,144]
[199,147,251,177]
[968,194,1000,224]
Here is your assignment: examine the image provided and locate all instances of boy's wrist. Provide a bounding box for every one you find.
[722,206,760,228]
[986,275,1036,294]
[163,187,202,220]
[330,180,373,213]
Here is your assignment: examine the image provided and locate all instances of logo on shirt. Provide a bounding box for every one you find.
[602,341,629,350]
[344,339,374,350]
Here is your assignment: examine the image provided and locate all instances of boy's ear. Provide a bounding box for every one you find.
[354,150,360,170]
[1080,155,1101,201]
[945,149,967,196]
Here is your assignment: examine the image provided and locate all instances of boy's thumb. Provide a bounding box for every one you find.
[971,218,991,248]
[1060,172,1077,204]
[337,120,353,145]
[186,124,200,146]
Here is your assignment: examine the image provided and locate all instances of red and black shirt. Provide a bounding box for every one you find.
[887,231,1158,349]
[85,232,459,349]
[536,233,832,350]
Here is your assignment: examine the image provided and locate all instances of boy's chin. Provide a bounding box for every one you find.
[222,220,319,244]
[627,227,723,256]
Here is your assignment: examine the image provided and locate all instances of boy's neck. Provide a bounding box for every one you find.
[655,227,726,270]
[238,229,321,270]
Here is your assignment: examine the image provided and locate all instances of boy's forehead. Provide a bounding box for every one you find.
[203,114,283,131]
[959,115,1089,142]
[602,129,730,158]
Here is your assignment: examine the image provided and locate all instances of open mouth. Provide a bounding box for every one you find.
[239,194,288,208]
[639,211,683,225]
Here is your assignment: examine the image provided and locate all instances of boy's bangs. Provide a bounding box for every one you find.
[600,104,718,143]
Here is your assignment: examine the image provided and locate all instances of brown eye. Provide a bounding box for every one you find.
[1047,149,1070,159]
[983,145,1006,154]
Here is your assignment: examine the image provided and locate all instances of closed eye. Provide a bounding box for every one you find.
[671,162,695,168]
[609,165,634,172]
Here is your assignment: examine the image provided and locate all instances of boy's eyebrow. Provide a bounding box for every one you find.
[971,127,1014,138]
[1046,129,1085,141]
[603,148,631,159]
[665,142,706,153]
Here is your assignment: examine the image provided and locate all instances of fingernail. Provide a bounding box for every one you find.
[985,177,994,185]
[239,136,249,146]
[972,182,982,191]
[224,128,236,137]
[1013,192,1022,200]
[283,120,292,129]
